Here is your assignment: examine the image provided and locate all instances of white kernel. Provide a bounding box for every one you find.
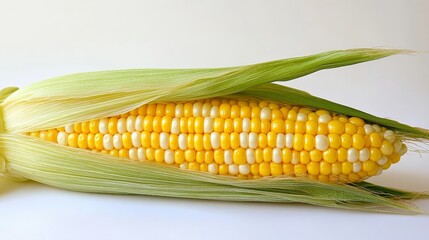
[126,115,136,132]
[57,132,68,146]
[210,106,219,118]
[399,144,407,156]
[193,102,203,117]
[224,150,233,165]
[160,132,169,150]
[210,132,220,149]
[260,107,272,120]
[239,132,249,148]
[318,114,332,124]
[113,134,122,149]
[372,124,381,133]
[203,117,214,133]
[377,156,388,165]
[178,134,187,150]
[137,147,146,161]
[175,103,184,117]
[131,131,141,147]
[276,133,285,148]
[393,139,402,153]
[297,112,308,122]
[291,151,299,164]
[117,118,126,134]
[272,148,282,163]
[202,103,212,117]
[285,133,294,148]
[129,148,138,160]
[208,163,218,174]
[242,118,250,133]
[179,162,188,170]
[347,148,359,162]
[228,164,239,175]
[364,124,374,135]
[103,134,113,150]
[246,149,255,164]
[248,132,258,149]
[171,118,180,134]
[315,135,329,151]
[384,130,396,143]
[135,116,144,131]
[359,148,370,161]
[65,124,74,134]
[352,161,362,173]
[239,164,250,175]
[164,150,174,164]
[99,118,108,134]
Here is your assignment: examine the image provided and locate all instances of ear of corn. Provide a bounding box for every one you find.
[0,48,427,214]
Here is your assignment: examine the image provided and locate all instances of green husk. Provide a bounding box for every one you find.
[0,48,427,214]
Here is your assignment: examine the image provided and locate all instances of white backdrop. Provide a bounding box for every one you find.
[1,1,429,239]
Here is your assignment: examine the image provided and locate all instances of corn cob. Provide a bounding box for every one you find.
[30,98,407,182]
[1,48,428,213]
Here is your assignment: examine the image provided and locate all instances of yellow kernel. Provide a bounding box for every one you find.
[285,120,295,134]
[307,162,320,175]
[280,107,289,119]
[162,116,173,133]
[233,118,243,132]
[73,123,82,133]
[87,133,95,149]
[108,117,118,134]
[219,103,231,118]
[138,105,147,115]
[310,149,323,162]
[77,133,88,149]
[251,106,261,118]
[119,149,129,158]
[342,162,353,174]
[259,100,269,107]
[349,117,364,127]
[233,148,247,164]
[165,103,176,117]
[240,106,251,118]
[141,131,151,148]
[214,118,224,132]
[332,162,342,175]
[183,102,193,117]
[317,123,328,135]
[196,151,204,163]
[122,132,133,149]
[369,148,382,161]
[185,149,196,162]
[150,132,160,149]
[304,134,315,151]
[187,117,195,134]
[68,133,79,148]
[251,163,259,175]
[328,134,341,149]
[261,120,270,134]
[255,149,263,163]
[214,149,224,164]
[287,110,297,121]
[382,160,392,170]
[352,134,365,150]
[220,133,230,150]
[146,103,157,116]
[283,163,294,175]
[194,134,204,151]
[294,164,307,176]
[348,173,361,182]
[268,102,280,110]
[267,132,277,148]
[143,116,153,132]
[357,126,365,135]
[258,133,268,148]
[271,119,285,133]
[169,134,179,150]
[390,153,401,164]
[282,148,292,163]
[320,161,332,175]
[230,132,240,149]
[300,151,310,164]
[175,150,185,164]
[340,134,352,148]
[345,123,357,135]
[295,121,306,134]
[204,150,214,164]
[230,105,240,119]
[305,120,318,135]
[263,148,272,162]
[194,117,204,134]
[328,120,345,135]
[94,133,103,150]
[145,148,155,161]
[189,162,200,171]
[110,149,119,157]
[81,122,90,134]
[47,129,58,142]
[259,162,271,176]
[369,132,383,148]
[270,163,283,176]
[323,148,338,163]
[271,109,283,120]
[318,175,330,182]
[380,140,394,155]
[293,133,304,151]
[180,117,188,133]
[362,160,378,173]
[337,148,347,162]
[219,164,228,175]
